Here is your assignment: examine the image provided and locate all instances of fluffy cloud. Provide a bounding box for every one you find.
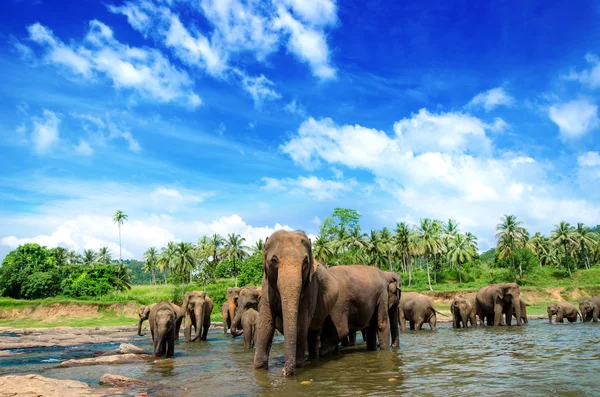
[31,110,61,154]
[26,21,200,107]
[261,175,353,200]
[548,99,599,140]
[565,53,600,89]
[75,139,94,156]
[467,87,514,111]
[578,151,600,167]
[238,73,282,107]
[281,111,600,247]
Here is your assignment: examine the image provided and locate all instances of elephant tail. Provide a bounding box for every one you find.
[434,309,450,318]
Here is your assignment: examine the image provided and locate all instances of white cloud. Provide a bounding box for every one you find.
[565,53,600,89]
[27,21,200,107]
[261,175,353,200]
[331,167,343,179]
[75,139,94,156]
[238,73,281,107]
[548,99,599,139]
[284,99,307,117]
[31,110,61,154]
[280,0,337,26]
[468,87,514,111]
[578,151,600,167]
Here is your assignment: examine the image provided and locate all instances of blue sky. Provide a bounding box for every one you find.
[1,0,600,261]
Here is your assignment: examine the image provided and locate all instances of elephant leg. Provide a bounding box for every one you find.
[389,307,399,348]
[253,304,276,370]
[307,330,320,360]
[409,321,415,330]
[295,308,310,369]
[415,321,424,331]
[175,317,183,342]
[452,313,457,328]
[399,309,407,332]
[167,329,175,357]
[202,317,210,341]
[506,306,513,326]
[494,303,504,326]
[376,301,390,349]
[429,313,437,331]
[365,327,377,351]
[161,336,167,356]
[557,312,564,323]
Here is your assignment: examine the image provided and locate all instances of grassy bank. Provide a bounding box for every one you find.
[1,268,600,328]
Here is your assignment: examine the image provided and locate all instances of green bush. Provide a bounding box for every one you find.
[237,252,263,287]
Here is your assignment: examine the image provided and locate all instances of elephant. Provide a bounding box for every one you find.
[476,283,522,326]
[254,230,339,377]
[450,293,477,328]
[399,292,441,331]
[241,308,259,348]
[230,287,261,338]
[320,265,394,354]
[579,296,600,322]
[182,291,214,342]
[149,301,177,357]
[548,301,580,323]
[225,287,242,331]
[138,303,184,341]
[221,302,230,333]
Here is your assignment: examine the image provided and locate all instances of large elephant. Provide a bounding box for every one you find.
[221,302,230,333]
[400,292,440,331]
[579,296,600,322]
[230,287,261,338]
[149,301,177,357]
[321,265,394,354]
[254,230,339,377]
[241,308,259,348]
[548,301,580,323]
[476,283,522,326]
[139,303,184,341]
[451,293,477,328]
[183,291,214,342]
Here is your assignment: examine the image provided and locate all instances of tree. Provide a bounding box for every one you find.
[252,238,265,253]
[82,249,97,266]
[97,247,112,265]
[222,233,249,286]
[112,210,128,262]
[551,221,577,276]
[332,208,361,232]
[346,226,368,263]
[447,234,476,283]
[209,233,225,265]
[573,223,597,270]
[379,227,394,271]
[175,242,195,295]
[416,219,440,291]
[313,235,334,265]
[143,247,158,291]
[195,237,214,291]
[394,222,411,276]
[495,215,527,278]
[159,242,177,291]
[366,230,385,269]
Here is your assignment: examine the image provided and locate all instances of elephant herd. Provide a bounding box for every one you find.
[137,230,600,377]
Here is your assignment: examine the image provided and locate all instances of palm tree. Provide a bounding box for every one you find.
[313,235,334,265]
[113,210,128,262]
[175,242,196,295]
[67,249,81,265]
[53,247,68,266]
[252,238,265,253]
[159,242,177,291]
[447,233,476,283]
[366,230,385,269]
[495,214,527,278]
[209,233,225,265]
[82,249,97,265]
[394,222,411,274]
[573,223,597,270]
[347,226,368,263]
[97,247,112,265]
[443,219,459,268]
[551,221,577,276]
[379,227,395,271]
[143,247,158,291]
[416,219,440,291]
[223,233,249,286]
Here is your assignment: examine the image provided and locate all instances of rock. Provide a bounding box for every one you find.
[0,374,114,397]
[0,326,137,350]
[99,374,144,387]
[300,381,312,385]
[56,354,147,368]
[0,351,15,357]
[116,343,146,355]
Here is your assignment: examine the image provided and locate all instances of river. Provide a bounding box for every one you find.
[1,320,599,396]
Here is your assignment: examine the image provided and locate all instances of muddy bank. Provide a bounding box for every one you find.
[0,374,119,397]
[0,302,139,321]
[0,326,138,350]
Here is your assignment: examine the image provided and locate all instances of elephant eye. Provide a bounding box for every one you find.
[271,256,279,268]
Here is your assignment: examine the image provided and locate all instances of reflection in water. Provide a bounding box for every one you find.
[0,320,599,396]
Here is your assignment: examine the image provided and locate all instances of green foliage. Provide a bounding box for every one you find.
[215,258,235,278]
[238,251,264,287]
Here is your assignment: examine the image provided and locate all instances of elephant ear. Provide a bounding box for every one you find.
[307,238,316,279]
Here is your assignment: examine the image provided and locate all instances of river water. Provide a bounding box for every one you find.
[1,320,599,396]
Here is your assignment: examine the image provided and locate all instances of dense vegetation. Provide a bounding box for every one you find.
[2,208,599,303]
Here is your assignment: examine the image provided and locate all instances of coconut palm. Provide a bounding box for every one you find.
[313,235,334,265]
[550,221,577,276]
[222,233,249,286]
[175,242,195,295]
[447,233,475,283]
[252,238,265,253]
[82,249,97,266]
[573,223,597,270]
[495,215,527,278]
[416,218,440,291]
[67,249,81,265]
[52,247,68,266]
[379,227,395,271]
[209,233,225,265]
[394,222,411,273]
[112,210,128,262]
[347,226,368,263]
[159,242,177,289]
[443,219,460,268]
[97,247,112,265]
[529,232,549,267]
[366,230,385,269]
[143,247,158,291]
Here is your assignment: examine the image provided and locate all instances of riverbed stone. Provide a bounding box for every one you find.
[56,353,148,368]
[99,374,145,387]
[116,343,146,354]
[0,374,115,397]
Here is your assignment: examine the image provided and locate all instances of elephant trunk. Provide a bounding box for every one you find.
[459,308,469,328]
[278,264,302,377]
[228,299,237,331]
[153,328,164,356]
[191,305,204,342]
[547,311,553,324]
[138,318,145,336]
[230,309,244,337]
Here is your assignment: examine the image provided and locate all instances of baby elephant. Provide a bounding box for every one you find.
[400,292,441,331]
[241,308,259,348]
[547,301,580,323]
[149,301,177,357]
[579,296,600,322]
[450,293,477,328]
